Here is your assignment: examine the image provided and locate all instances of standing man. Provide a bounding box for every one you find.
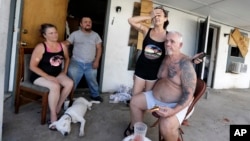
[63,16,103,102]
[124,31,197,140]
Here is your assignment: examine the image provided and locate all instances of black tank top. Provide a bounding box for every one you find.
[134,28,166,80]
[30,42,64,83]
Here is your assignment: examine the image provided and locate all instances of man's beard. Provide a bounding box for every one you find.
[166,50,173,55]
[84,27,92,32]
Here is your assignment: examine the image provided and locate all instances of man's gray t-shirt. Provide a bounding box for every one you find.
[67,30,102,63]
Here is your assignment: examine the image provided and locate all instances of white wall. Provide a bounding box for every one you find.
[0,0,11,139]
[101,0,139,93]
[212,24,250,89]
[163,7,199,56]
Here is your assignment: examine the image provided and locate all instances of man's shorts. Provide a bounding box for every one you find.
[144,91,189,125]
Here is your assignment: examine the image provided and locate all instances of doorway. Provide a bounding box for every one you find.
[67,0,108,89]
[204,26,219,88]
[196,18,220,88]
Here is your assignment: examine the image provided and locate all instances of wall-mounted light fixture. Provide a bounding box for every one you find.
[224,33,230,37]
[116,6,121,13]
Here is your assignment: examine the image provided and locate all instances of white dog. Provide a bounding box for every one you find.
[49,97,100,136]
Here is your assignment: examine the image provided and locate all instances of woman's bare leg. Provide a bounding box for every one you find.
[56,73,74,114]
[34,77,61,122]
[145,80,157,91]
[132,75,146,96]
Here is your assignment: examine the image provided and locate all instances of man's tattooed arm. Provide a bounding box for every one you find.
[178,59,197,105]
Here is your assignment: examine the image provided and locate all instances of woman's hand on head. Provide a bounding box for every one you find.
[150,10,156,19]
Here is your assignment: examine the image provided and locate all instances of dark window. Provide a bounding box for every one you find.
[230,47,241,57]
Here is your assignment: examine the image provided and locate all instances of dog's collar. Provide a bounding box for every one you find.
[64,113,72,122]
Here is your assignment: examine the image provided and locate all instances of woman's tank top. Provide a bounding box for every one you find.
[134,28,166,80]
[30,42,64,83]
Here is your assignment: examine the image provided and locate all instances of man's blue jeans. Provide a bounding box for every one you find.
[68,59,100,97]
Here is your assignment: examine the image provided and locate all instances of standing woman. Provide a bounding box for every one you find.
[128,6,202,97]
[128,6,169,97]
[29,23,73,130]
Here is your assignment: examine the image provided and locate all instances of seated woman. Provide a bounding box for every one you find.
[29,23,73,130]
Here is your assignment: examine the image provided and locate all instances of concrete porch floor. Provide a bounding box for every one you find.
[2,88,250,141]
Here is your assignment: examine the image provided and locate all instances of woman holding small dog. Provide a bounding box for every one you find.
[29,23,73,130]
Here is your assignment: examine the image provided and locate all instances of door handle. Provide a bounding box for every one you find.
[20,41,28,46]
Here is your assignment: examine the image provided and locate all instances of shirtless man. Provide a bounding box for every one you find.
[124,31,197,141]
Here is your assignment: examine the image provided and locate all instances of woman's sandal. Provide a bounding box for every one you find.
[47,120,57,131]
[124,123,134,137]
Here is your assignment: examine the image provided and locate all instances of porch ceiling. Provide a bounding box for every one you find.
[155,0,250,31]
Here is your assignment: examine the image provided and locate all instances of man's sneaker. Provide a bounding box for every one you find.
[90,96,103,102]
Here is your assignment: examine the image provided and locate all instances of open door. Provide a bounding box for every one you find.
[66,0,108,89]
[19,0,68,48]
[196,16,210,79]
[205,26,219,88]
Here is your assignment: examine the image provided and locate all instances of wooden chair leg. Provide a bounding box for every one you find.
[41,94,48,125]
[14,88,22,114]
[178,128,184,141]
[182,119,189,126]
